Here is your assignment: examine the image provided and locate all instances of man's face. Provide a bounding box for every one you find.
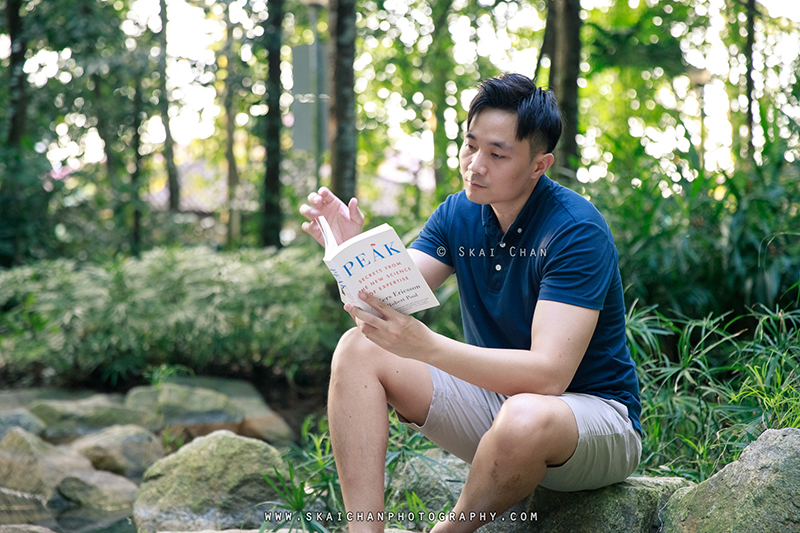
[459,108,544,211]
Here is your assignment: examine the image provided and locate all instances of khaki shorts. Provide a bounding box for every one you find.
[402,365,642,492]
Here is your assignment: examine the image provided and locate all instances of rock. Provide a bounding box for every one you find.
[386,449,691,533]
[133,429,288,533]
[0,526,58,533]
[166,376,294,444]
[480,476,692,533]
[70,424,165,480]
[661,427,800,533]
[0,408,46,440]
[56,470,137,511]
[0,388,97,411]
[0,427,138,515]
[125,384,244,439]
[28,395,156,443]
[0,427,93,504]
[0,487,52,527]
[387,448,470,513]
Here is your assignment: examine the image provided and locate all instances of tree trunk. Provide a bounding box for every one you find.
[262,0,284,248]
[550,0,581,183]
[744,0,756,165]
[2,0,26,267]
[159,0,180,211]
[329,0,357,203]
[224,2,241,248]
[534,0,556,87]
[131,75,144,258]
[6,0,26,147]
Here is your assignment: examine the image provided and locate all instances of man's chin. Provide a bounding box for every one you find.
[464,186,490,204]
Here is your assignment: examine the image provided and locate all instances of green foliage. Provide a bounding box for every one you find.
[0,244,348,387]
[265,411,440,532]
[629,305,800,483]
[144,363,195,388]
[262,462,331,533]
[587,111,800,317]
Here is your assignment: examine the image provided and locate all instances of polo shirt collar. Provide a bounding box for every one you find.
[481,175,551,240]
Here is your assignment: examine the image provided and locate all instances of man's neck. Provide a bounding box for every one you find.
[490,180,539,233]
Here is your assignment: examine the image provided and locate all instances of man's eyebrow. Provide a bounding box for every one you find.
[465,132,514,151]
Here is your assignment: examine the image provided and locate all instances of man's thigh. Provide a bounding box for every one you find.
[400,366,641,491]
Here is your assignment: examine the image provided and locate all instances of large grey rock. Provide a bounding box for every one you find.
[387,449,690,533]
[0,427,93,504]
[70,424,165,480]
[28,395,156,443]
[124,384,244,438]
[0,408,46,440]
[0,427,138,514]
[56,470,137,511]
[387,448,470,512]
[133,430,288,533]
[661,427,800,533]
[166,376,294,444]
[480,476,692,533]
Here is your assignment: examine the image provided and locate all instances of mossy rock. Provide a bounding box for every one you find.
[133,430,287,533]
[661,428,800,533]
[28,396,157,442]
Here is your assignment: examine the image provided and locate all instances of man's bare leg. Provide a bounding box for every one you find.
[328,328,433,533]
[431,394,579,533]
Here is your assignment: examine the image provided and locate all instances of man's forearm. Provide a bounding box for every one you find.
[420,332,574,397]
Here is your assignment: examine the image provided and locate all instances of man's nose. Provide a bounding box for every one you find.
[468,151,487,175]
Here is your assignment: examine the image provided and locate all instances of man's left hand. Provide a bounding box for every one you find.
[344,292,432,361]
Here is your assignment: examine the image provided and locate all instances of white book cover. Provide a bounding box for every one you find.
[317,216,439,316]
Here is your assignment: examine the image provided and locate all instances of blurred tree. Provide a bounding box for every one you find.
[1,0,27,267]
[262,0,285,247]
[548,0,581,183]
[329,0,357,203]
[222,0,242,248]
[159,0,181,211]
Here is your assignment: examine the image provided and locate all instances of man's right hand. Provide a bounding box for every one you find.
[299,187,365,247]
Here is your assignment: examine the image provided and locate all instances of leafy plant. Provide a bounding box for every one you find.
[261,462,330,533]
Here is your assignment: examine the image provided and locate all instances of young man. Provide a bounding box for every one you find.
[299,73,641,533]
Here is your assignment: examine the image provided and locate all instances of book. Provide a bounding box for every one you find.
[316,216,440,316]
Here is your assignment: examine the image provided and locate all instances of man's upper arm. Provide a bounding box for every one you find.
[409,249,454,292]
[529,299,599,395]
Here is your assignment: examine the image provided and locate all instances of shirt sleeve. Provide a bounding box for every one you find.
[409,196,455,267]
[537,221,617,310]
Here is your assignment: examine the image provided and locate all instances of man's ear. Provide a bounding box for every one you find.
[531,152,555,179]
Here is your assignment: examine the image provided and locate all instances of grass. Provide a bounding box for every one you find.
[628,304,800,482]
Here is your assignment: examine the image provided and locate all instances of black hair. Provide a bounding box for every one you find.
[466,73,562,156]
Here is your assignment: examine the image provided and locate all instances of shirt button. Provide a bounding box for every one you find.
[499,243,506,248]
[517,228,523,233]
[495,264,502,271]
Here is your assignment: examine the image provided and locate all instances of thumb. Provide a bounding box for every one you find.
[348,197,365,225]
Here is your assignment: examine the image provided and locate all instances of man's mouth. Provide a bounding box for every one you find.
[465,173,487,188]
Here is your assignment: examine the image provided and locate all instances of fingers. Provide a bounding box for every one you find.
[348,197,365,226]
[359,291,392,316]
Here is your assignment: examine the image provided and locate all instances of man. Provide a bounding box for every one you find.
[299,73,641,533]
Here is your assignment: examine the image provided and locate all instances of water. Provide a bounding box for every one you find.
[0,488,136,533]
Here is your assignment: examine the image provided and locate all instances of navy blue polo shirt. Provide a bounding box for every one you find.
[409,175,641,433]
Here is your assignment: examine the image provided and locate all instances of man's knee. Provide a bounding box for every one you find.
[492,394,567,442]
[331,327,371,374]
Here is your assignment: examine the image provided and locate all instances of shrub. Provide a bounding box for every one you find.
[0,244,349,387]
